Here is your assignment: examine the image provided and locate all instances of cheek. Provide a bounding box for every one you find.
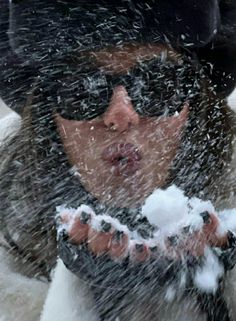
[61,124,109,171]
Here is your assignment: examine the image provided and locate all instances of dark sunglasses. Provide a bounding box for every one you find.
[46,55,200,120]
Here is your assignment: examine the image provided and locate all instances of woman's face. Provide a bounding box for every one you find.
[55,44,189,208]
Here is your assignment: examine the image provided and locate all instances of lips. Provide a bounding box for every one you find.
[101,143,142,176]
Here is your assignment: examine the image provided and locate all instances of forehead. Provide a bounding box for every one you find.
[89,43,182,74]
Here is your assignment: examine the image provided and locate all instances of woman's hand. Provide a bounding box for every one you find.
[59,208,229,264]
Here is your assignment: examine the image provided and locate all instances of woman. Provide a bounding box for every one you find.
[1,1,236,320]
[40,43,236,321]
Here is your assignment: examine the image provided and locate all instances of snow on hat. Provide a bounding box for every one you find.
[8,0,219,65]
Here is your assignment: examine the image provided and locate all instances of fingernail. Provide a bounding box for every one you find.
[113,230,124,242]
[200,211,211,224]
[149,245,158,253]
[61,229,69,241]
[135,243,144,253]
[168,235,178,246]
[101,220,112,232]
[80,211,91,224]
[182,226,190,234]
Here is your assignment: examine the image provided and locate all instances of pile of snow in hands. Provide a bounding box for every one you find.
[57,185,236,295]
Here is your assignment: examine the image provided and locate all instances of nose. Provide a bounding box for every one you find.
[103,85,140,132]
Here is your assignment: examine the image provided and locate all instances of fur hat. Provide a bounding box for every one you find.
[7,0,219,64]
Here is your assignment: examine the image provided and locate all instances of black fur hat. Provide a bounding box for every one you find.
[6,0,219,64]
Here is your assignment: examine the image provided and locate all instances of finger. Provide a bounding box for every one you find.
[88,219,113,255]
[130,241,150,262]
[109,230,129,260]
[199,212,227,247]
[68,211,92,244]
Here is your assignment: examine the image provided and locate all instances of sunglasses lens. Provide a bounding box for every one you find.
[55,70,111,120]
[128,59,194,117]
[54,56,199,120]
